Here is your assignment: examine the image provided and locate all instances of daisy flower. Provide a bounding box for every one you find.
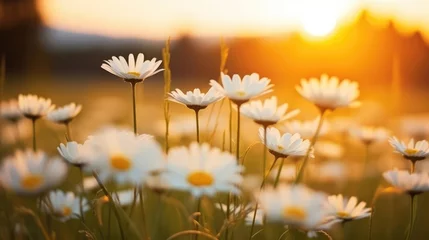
[209,73,273,105]
[163,142,243,197]
[41,190,89,222]
[0,150,68,194]
[326,194,371,222]
[383,169,429,194]
[76,177,98,193]
[84,127,164,185]
[259,127,313,159]
[349,126,390,145]
[257,184,328,230]
[1,99,22,122]
[283,117,329,139]
[389,137,429,162]
[314,141,344,159]
[57,141,90,167]
[101,53,163,83]
[146,174,169,193]
[306,217,341,238]
[18,94,55,119]
[168,87,223,111]
[47,103,82,124]
[240,96,300,126]
[296,74,360,111]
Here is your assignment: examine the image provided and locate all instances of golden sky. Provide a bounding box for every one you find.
[37,0,429,40]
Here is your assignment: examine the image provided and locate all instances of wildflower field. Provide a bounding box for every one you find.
[2,39,429,240]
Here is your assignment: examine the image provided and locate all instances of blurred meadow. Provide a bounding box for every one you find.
[2,0,429,240]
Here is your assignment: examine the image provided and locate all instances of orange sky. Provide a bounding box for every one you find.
[37,0,429,41]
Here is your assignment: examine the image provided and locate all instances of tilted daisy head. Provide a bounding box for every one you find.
[257,184,328,229]
[259,127,313,159]
[57,141,90,167]
[163,142,243,197]
[326,194,371,221]
[84,127,164,185]
[383,169,429,195]
[42,190,89,222]
[296,74,360,111]
[47,103,82,124]
[283,117,329,139]
[101,53,163,83]
[389,137,429,162]
[240,96,300,126]
[168,87,223,110]
[0,150,68,195]
[1,99,22,122]
[350,126,390,145]
[209,73,273,105]
[18,94,55,119]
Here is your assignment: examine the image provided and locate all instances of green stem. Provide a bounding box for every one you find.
[405,194,416,240]
[32,118,37,151]
[225,193,231,240]
[128,189,138,218]
[92,172,125,240]
[139,188,149,240]
[410,161,415,173]
[65,122,72,141]
[294,110,326,183]
[263,126,267,184]
[368,207,375,240]
[274,158,285,188]
[79,167,85,223]
[131,82,138,134]
[195,109,200,143]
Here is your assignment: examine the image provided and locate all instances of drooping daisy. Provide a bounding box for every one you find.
[163,142,243,197]
[101,53,163,83]
[84,127,164,185]
[18,94,55,119]
[57,141,90,167]
[0,150,68,194]
[389,137,429,162]
[383,169,429,194]
[258,184,328,229]
[1,99,22,122]
[314,141,344,159]
[349,126,390,145]
[47,103,82,124]
[41,190,89,222]
[296,74,360,111]
[259,127,313,159]
[209,73,273,105]
[326,194,371,222]
[240,96,300,126]
[168,87,224,111]
[283,117,329,139]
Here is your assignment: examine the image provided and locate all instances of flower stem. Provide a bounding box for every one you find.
[31,118,37,151]
[139,188,149,240]
[131,82,138,134]
[195,198,202,240]
[410,161,416,173]
[274,158,285,188]
[195,109,200,143]
[79,167,85,223]
[65,122,72,141]
[294,111,326,183]
[92,172,125,240]
[262,126,267,185]
[405,194,416,240]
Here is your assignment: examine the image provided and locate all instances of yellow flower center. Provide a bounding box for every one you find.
[110,155,132,171]
[21,175,44,190]
[283,206,307,221]
[236,90,246,97]
[62,206,72,216]
[277,145,285,151]
[404,148,419,155]
[337,211,351,218]
[127,71,140,77]
[187,171,214,186]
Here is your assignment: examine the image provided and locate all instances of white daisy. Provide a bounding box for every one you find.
[18,94,55,119]
[389,137,429,161]
[57,141,90,167]
[383,169,429,194]
[101,53,163,82]
[349,126,390,145]
[296,74,360,111]
[84,127,164,185]
[42,190,89,222]
[259,127,313,159]
[209,73,273,105]
[258,184,328,229]
[314,141,344,159]
[240,96,300,126]
[0,150,68,194]
[326,194,371,221]
[1,99,22,122]
[163,142,243,197]
[47,103,82,124]
[168,87,224,110]
[306,217,341,238]
[215,203,263,225]
[283,117,329,139]
[76,177,98,193]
